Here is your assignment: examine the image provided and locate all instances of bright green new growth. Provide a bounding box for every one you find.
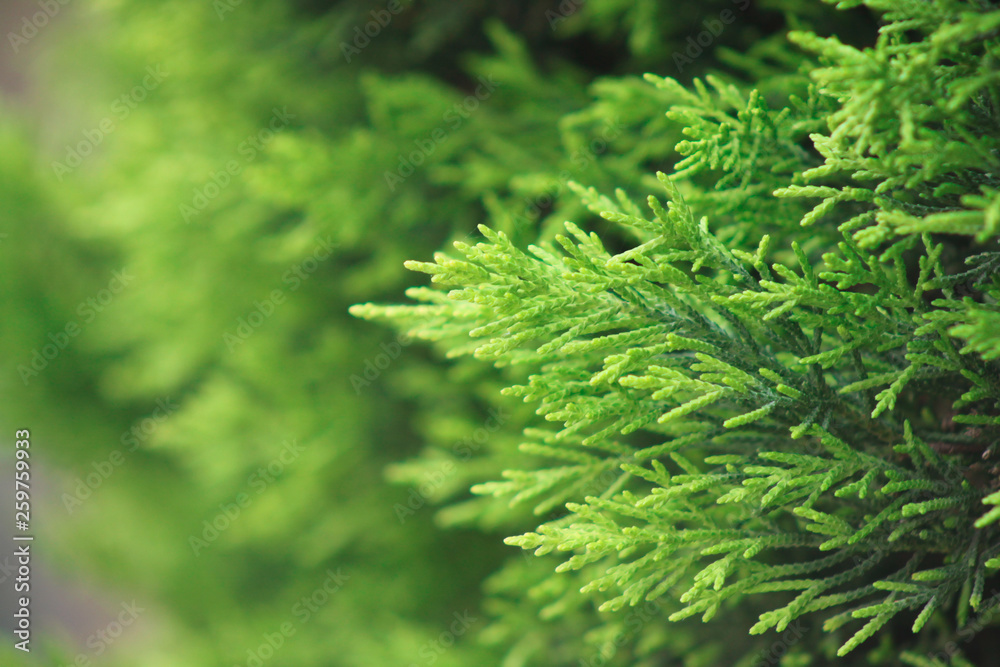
[354,0,1000,661]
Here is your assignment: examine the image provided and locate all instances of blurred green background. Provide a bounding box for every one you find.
[0,1,874,665]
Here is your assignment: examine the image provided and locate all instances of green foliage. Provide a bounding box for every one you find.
[6,0,1000,664]
[5,1,795,666]
[355,0,1000,663]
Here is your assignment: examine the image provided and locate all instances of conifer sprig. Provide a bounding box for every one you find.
[353,0,1000,659]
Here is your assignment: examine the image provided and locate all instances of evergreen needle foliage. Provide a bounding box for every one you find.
[354,0,1000,662]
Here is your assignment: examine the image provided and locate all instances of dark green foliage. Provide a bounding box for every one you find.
[354,0,1000,663]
